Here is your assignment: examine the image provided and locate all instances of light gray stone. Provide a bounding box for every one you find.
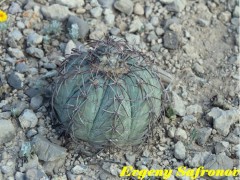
[71,165,87,175]
[180,115,197,129]
[125,33,140,45]
[171,92,186,116]
[9,29,23,41]
[129,17,144,33]
[0,120,15,145]
[125,152,136,164]
[11,100,28,116]
[25,168,49,180]
[168,126,176,138]
[31,135,67,162]
[196,127,212,146]
[43,63,56,70]
[145,22,154,32]
[193,63,205,74]
[65,40,76,56]
[186,104,202,115]
[104,9,115,25]
[196,18,210,27]
[98,0,115,8]
[9,2,22,14]
[204,154,233,179]
[142,149,150,157]
[174,141,186,160]
[225,132,239,144]
[17,21,25,29]
[19,109,38,129]
[188,151,211,167]
[8,48,24,58]
[15,172,25,180]
[7,37,18,48]
[56,0,85,8]
[26,47,44,58]
[1,165,14,175]
[208,107,240,136]
[114,0,133,15]
[41,4,73,21]
[175,128,187,141]
[160,0,174,4]
[16,63,28,73]
[233,144,240,158]
[42,70,58,78]
[43,158,65,176]
[233,6,240,17]
[218,11,231,23]
[147,31,158,42]
[156,27,164,36]
[7,72,24,89]
[145,6,152,18]
[163,31,179,50]
[90,6,103,18]
[215,141,229,154]
[150,16,159,26]
[134,3,144,15]
[26,129,38,138]
[166,0,187,12]
[27,32,43,45]
[30,95,43,110]
[110,27,120,35]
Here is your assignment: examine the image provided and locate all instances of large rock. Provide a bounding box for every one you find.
[41,4,73,21]
[204,154,233,179]
[208,107,239,136]
[114,0,133,15]
[0,120,16,145]
[31,135,67,162]
[188,151,211,168]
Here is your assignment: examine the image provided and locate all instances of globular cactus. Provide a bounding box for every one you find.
[52,37,163,147]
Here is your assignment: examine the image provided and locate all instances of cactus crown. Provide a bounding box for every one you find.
[52,37,163,148]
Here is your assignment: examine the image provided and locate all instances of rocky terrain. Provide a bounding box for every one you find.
[0,0,239,179]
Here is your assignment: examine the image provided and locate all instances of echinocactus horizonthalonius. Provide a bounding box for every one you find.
[52,37,163,148]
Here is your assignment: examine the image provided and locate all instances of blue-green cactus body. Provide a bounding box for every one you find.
[53,38,162,147]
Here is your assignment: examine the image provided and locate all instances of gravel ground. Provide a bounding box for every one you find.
[0,0,239,179]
